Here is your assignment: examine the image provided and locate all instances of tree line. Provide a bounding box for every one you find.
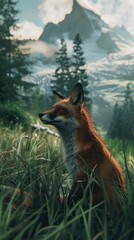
[108,83,134,141]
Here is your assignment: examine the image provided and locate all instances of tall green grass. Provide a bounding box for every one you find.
[0,126,134,240]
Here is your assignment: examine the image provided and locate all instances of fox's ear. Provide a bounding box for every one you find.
[69,83,84,105]
[53,90,65,101]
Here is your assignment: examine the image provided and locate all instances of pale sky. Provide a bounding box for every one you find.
[15,0,134,40]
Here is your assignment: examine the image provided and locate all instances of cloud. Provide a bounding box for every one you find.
[80,0,134,34]
[38,0,73,25]
[11,20,43,40]
[24,40,56,57]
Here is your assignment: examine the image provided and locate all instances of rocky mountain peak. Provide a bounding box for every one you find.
[39,0,102,42]
[39,0,133,54]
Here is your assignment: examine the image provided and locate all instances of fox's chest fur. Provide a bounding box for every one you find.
[58,123,79,181]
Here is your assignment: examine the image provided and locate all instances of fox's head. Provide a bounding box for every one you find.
[38,83,85,130]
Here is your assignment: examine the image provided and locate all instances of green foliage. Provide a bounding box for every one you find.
[64,33,88,91]
[108,83,134,141]
[0,103,32,129]
[0,0,32,103]
[71,34,90,105]
[27,87,53,115]
[52,38,71,96]
[52,34,91,108]
[0,127,133,239]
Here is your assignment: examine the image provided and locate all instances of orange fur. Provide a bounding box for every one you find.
[39,84,126,205]
[71,106,126,204]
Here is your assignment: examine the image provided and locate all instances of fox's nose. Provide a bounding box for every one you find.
[38,113,44,119]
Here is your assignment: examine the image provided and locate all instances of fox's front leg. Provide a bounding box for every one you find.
[68,178,104,205]
[68,180,88,203]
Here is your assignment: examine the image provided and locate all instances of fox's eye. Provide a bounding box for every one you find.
[59,107,64,112]
[53,106,68,113]
[58,107,68,113]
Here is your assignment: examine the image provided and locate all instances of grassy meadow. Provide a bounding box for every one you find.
[0,125,134,240]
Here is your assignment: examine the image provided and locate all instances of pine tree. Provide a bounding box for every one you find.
[51,38,71,97]
[108,103,123,138]
[108,83,134,141]
[72,34,91,107]
[52,34,91,109]
[0,0,32,103]
[122,83,134,140]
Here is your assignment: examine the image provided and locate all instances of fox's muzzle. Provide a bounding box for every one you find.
[38,112,50,124]
[38,113,44,119]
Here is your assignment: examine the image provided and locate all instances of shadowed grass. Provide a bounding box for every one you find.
[0,126,134,240]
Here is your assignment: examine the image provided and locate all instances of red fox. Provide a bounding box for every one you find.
[39,83,126,205]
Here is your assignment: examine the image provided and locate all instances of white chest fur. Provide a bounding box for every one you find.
[56,117,79,181]
[60,128,78,181]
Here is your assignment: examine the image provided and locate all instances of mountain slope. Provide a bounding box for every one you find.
[39,0,133,55]
[39,0,95,42]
